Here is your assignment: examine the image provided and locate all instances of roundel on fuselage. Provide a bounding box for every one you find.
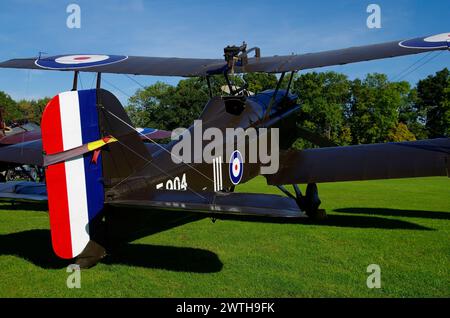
[229,150,243,185]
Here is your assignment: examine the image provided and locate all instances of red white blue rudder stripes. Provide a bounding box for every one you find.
[41,89,104,259]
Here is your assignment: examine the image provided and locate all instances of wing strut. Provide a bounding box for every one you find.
[264,72,286,119]
[96,72,102,89]
[72,71,79,91]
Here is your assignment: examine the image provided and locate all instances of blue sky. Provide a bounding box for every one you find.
[0,0,449,104]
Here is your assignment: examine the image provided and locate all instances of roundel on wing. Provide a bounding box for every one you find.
[229,150,243,185]
[399,33,450,49]
[35,54,128,70]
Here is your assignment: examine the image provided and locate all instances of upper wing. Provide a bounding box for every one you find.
[243,33,450,74]
[0,33,448,76]
[267,138,450,185]
[0,56,225,77]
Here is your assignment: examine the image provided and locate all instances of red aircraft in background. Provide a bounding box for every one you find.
[0,109,171,181]
[0,109,42,181]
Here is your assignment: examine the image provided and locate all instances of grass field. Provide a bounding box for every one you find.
[0,177,449,298]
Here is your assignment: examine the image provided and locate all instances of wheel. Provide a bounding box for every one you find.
[301,183,326,219]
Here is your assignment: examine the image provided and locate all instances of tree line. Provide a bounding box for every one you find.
[1,68,449,148]
[126,68,450,148]
[0,93,49,124]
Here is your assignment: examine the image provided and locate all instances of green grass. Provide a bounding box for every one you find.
[0,177,449,297]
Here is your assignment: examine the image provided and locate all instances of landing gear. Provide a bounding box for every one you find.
[276,183,327,219]
[3,165,43,182]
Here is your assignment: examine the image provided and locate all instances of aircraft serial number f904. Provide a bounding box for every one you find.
[156,174,188,191]
[176,302,275,315]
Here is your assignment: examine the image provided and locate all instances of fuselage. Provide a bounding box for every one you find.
[107,90,300,201]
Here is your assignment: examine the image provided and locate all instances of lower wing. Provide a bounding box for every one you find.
[108,191,303,218]
[0,182,303,218]
[267,138,450,185]
[0,181,47,202]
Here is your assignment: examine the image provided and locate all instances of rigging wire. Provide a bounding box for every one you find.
[102,77,132,99]
[125,74,147,89]
[78,72,84,90]
[390,52,433,82]
[90,73,96,89]
[96,75,214,198]
[397,51,444,82]
[392,51,444,82]
[107,137,207,200]
[104,108,215,185]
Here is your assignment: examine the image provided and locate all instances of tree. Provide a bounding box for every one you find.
[415,68,450,138]
[387,122,416,142]
[243,73,278,94]
[16,98,50,123]
[121,68,447,144]
[166,78,210,128]
[398,88,428,140]
[292,72,352,146]
[0,91,19,122]
[126,79,209,130]
[126,81,172,128]
[1,92,49,125]
[349,74,409,144]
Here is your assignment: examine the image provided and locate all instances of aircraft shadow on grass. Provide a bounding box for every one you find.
[0,209,223,272]
[0,229,223,272]
[334,207,450,221]
[213,213,433,230]
[0,202,48,212]
[0,202,433,231]
[0,205,434,270]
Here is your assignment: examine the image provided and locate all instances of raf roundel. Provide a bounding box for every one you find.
[35,54,128,70]
[399,33,450,49]
[229,150,243,185]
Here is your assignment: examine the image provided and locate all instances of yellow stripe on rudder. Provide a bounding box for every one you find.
[87,137,117,151]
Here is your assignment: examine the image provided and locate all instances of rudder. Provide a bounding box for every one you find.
[42,88,152,259]
[42,89,105,259]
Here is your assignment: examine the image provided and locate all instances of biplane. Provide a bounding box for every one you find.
[0,33,449,268]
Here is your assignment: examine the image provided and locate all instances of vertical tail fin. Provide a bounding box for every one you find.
[42,89,104,259]
[95,89,152,188]
[41,88,150,259]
